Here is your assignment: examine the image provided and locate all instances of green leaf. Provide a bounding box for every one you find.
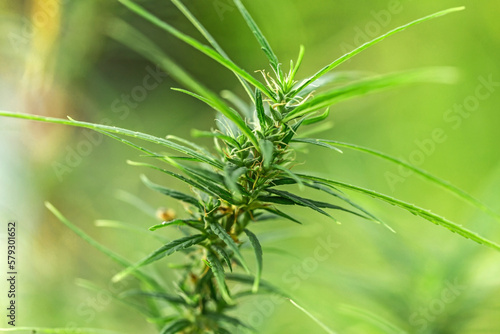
[0,111,224,169]
[172,88,250,138]
[75,279,159,318]
[255,89,268,128]
[114,190,157,218]
[290,45,305,83]
[259,139,274,168]
[291,138,343,154]
[272,164,305,190]
[289,299,338,334]
[268,189,369,221]
[191,129,240,148]
[182,166,239,203]
[221,90,252,118]
[258,195,296,205]
[282,119,305,144]
[171,0,254,101]
[206,250,234,304]
[127,160,231,204]
[141,174,201,208]
[244,229,263,293]
[166,133,213,157]
[117,1,275,101]
[160,319,192,334]
[223,165,247,198]
[261,207,302,225]
[284,68,458,121]
[232,0,282,78]
[95,220,169,242]
[298,174,500,252]
[148,218,203,232]
[303,108,330,126]
[216,328,233,334]
[209,221,251,273]
[107,18,260,149]
[303,182,394,232]
[292,6,465,96]
[338,304,409,334]
[226,273,290,298]
[205,312,254,331]
[212,245,233,272]
[44,202,161,290]
[120,290,186,305]
[113,234,207,282]
[267,189,337,221]
[320,140,500,222]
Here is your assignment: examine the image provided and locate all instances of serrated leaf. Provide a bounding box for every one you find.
[298,174,500,252]
[282,119,304,144]
[95,220,169,242]
[141,174,201,208]
[284,68,458,121]
[259,139,274,168]
[212,245,233,272]
[244,229,263,293]
[223,165,247,198]
[292,7,465,96]
[232,0,282,78]
[0,111,224,169]
[192,129,240,148]
[128,161,221,201]
[205,312,254,331]
[107,18,261,149]
[209,221,251,273]
[206,250,234,304]
[261,207,302,224]
[45,202,161,290]
[255,89,268,128]
[303,182,394,232]
[292,138,343,154]
[289,45,305,84]
[172,88,250,138]
[289,300,338,334]
[267,189,336,221]
[160,319,192,334]
[113,234,207,282]
[268,189,368,220]
[226,273,290,298]
[120,290,186,305]
[258,195,296,205]
[149,218,203,232]
[172,0,254,101]
[221,90,252,118]
[216,328,233,334]
[117,1,275,101]
[272,164,304,189]
[303,108,330,126]
[75,279,158,318]
[183,166,238,203]
[319,140,500,222]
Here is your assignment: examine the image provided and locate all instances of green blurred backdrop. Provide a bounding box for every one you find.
[1,0,500,333]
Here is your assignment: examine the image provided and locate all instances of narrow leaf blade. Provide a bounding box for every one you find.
[244,229,263,293]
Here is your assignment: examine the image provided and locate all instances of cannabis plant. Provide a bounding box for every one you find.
[2,1,499,333]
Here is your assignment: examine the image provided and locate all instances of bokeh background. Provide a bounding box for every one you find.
[1,0,500,333]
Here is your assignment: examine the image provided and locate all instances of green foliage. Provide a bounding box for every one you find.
[2,2,495,333]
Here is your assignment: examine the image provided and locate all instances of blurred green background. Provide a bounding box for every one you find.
[1,0,500,333]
